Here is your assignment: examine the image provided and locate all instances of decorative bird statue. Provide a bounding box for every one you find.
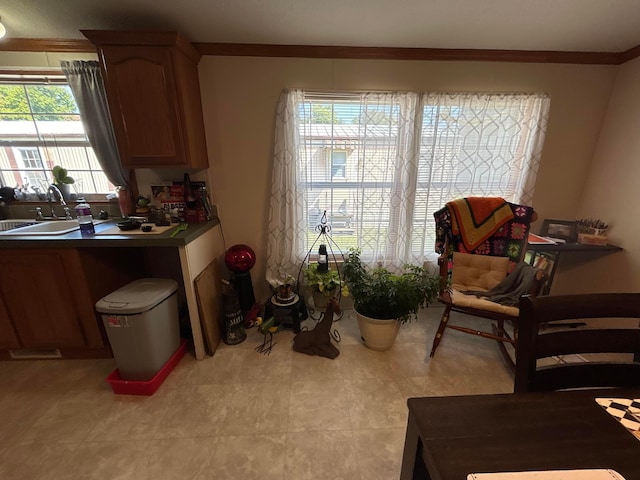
[255,316,280,355]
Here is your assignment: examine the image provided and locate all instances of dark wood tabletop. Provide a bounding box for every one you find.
[400,389,640,480]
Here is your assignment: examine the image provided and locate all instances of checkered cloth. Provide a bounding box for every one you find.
[596,398,640,440]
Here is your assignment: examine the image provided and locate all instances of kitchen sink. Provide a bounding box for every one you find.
[0,219,110,236]
[0,219,38,232]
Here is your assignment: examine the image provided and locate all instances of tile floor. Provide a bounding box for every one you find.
[0,306,516,479]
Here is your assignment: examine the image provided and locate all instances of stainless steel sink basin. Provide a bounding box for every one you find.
[0,219,110,236]
[0,219,38,232]
[0,220,81,235]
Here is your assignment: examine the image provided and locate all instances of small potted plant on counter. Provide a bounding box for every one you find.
[342,247,441,351]
[51,165,74,201]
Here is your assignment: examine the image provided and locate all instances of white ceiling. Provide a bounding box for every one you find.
[2,0,640,53]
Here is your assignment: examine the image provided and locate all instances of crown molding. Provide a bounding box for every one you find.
[0,38,95,53]
[194,42,626,65]
[1,37,639,65]
[620,44,640,64]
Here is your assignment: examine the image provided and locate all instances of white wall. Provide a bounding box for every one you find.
[554,56,640,294]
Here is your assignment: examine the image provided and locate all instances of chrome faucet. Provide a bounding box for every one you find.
[46,184,69,219]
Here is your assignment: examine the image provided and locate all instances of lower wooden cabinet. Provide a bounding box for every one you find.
[0,296,20,350]
[0,247,145,359]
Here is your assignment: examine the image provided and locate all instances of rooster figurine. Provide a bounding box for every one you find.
[255,316,280,355]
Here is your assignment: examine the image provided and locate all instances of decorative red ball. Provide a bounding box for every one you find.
[224,244,256,272]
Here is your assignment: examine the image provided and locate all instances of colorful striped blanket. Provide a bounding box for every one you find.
[447,197,514,251]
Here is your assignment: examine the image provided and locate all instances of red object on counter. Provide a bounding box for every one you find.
[106,339,187,395]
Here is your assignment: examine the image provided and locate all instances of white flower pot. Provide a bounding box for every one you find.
[355,309,401,351]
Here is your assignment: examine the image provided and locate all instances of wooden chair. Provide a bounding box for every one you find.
[514,293,640,392]
[429,198,545,369]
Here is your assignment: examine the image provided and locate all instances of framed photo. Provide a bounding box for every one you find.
[540,219,578,243]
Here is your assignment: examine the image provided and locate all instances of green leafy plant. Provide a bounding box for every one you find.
[51,165,74,185]
[342,247,441,324]
[302,263,349,297]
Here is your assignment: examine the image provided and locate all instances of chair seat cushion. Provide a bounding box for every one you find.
[451,252,510,291]
[449,288,519,316]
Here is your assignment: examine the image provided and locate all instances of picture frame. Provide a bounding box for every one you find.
[540,219,578,243]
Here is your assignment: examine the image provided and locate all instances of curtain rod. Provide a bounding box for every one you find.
[0,69,67,84]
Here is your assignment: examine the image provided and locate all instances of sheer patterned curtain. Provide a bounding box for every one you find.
[266,89,306,286]
[410,92,550,260]
[61,61,129,188]
[266,90,550,277]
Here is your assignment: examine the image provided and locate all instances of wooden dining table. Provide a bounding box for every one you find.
[400,388,640,480]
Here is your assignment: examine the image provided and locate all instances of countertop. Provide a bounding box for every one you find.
[0,217,220,248]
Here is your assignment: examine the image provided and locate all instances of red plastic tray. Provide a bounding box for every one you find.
[106,339,187,396]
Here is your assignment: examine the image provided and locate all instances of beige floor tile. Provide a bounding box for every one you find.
[42,440,150,480]
[353,428,406,480]
[136,437,217,479]
[288,378,351,432]
[0,389,65,446]
[395,316,436,345]
[219,382,291,435]
[154,384,234,438]
[394,375,461,398]
[167,348,247,385]
[0,442,53,479]
[284,430,361,480]
[290,348,343,380]
[346,377,408,429]
[338,344,395,379]
[86,387,177,442]
[386,342,432,377]
[239,340,294,383]
[20,388,117,444]
[449,372,514,395]
[210,434,287,480]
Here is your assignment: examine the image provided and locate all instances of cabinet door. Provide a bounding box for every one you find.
[101,45,186,168]
[0,250,86,349]
[0,295,20,349]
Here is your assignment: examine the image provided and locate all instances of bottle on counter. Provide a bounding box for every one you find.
[75,200,95,237]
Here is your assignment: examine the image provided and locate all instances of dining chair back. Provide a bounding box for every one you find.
[515,293,640,392]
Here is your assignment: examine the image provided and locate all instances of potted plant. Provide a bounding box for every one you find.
[273,272,296,302]
[302,263,349,309]
[342,247,441,351]
[51,165,74,201]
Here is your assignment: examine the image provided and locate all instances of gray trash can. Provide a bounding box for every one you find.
[96,278,180,381]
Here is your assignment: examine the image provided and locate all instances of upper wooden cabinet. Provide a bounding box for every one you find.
[82,30,209,169]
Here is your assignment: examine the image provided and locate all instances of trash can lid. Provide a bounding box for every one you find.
[96,278,178,314]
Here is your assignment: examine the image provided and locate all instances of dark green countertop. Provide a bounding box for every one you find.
[0,218,220,248]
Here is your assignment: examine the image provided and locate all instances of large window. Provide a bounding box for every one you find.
[0,75,113,200]
[267,90,550,276]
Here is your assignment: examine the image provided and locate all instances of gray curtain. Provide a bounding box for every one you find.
[60,60,129,188]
